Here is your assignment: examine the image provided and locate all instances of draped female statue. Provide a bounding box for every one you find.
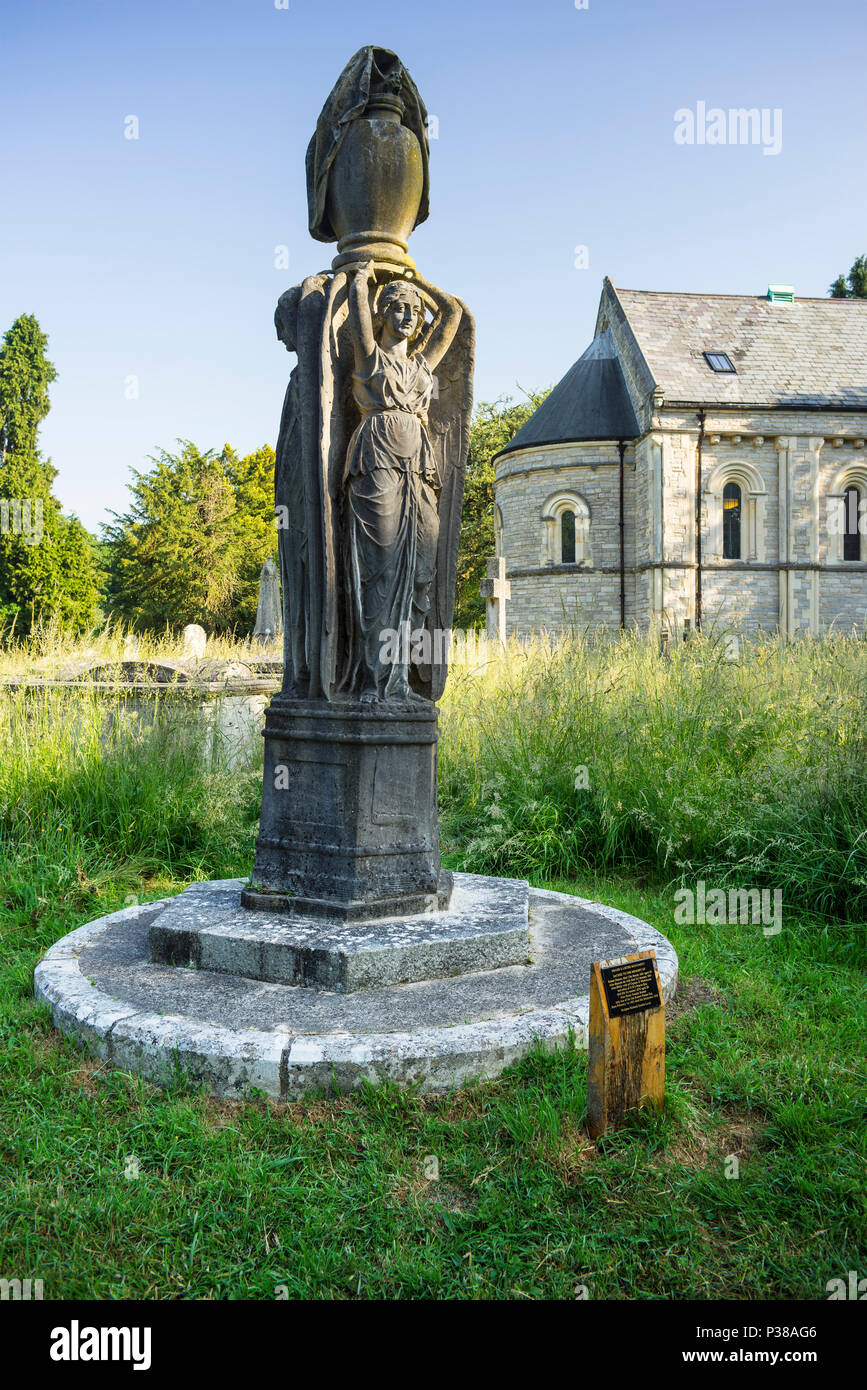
[249,46,474,918]
[272,46,474,707]
[341,264,461,703]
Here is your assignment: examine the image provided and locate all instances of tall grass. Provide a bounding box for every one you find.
[0,682,261,938]
[1,626,864,1301]
[3,622,867,939]
[0,617,270,930]
[439,629,867,934]
[0,614,281,681]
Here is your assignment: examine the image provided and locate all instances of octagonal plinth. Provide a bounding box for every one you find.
[151,874,530,993]
[35,880,679,1099]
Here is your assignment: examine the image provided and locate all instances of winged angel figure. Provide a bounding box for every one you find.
[273,45,473,707]
[272,268,469,706]
[274,265,473,707]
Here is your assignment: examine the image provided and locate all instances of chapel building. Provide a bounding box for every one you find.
[492,280,867,638]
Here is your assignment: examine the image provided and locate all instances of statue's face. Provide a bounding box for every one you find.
[383,294,420,341]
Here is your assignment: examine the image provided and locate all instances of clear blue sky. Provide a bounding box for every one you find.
[2,0,865,532]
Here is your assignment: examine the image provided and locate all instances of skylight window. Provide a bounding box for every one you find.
[704,351,736,374]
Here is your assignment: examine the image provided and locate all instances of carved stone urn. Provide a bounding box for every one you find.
[326,93,424,271]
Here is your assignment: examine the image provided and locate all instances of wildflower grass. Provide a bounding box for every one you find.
[0,626,864,1298]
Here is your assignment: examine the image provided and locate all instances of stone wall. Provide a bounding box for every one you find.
[495,440,638,634]
[495,405,867,639]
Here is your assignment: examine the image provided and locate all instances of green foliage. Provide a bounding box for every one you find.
[0,645,864,1297]
[438,630,867,937]
[0,684,260,908]
[0,313,57,465]
[0,315,100,636]
[829,254,867,298]
[223,444,281,629]
[104,441,278,633]
[453,391,549,630]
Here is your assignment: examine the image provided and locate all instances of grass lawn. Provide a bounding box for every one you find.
[1,630,865,1299]
[2,866,863,1300]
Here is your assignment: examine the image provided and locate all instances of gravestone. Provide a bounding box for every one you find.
[252,558,282,645]
[181,624,207,659]
[480,555,510,644]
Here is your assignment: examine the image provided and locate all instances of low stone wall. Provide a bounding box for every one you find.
[1,676,279,771]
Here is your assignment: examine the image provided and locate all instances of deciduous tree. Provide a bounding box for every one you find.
[453,391,548,630]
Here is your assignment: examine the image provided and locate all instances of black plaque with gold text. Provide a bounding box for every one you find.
[600,955,662,1018]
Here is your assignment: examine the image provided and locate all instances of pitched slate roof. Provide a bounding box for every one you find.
[494,329,640,460]
[608,285,867,409]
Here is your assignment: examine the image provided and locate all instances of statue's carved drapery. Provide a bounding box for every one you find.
[275,250,473,706]
[250,44,474,918]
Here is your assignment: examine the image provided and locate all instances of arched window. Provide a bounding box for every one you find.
[706,462,765,563]
[723,482,742,559]
[843,485,861,562]
[561,509,576,564]
[539,492,592,567]
[829,465,867,563]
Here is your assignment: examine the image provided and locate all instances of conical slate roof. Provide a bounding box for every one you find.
[495,329,640,461]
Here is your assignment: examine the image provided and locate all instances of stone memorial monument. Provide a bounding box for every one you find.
[35,47,677,1099]
[251,558,282,645]
[181,623,207,659]
[481,556,510,645]
[251,45,474,921]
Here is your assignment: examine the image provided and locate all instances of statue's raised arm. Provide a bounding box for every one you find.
[272,44,474,707]
[409,271,462,373]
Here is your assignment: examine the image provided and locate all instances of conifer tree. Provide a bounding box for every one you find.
[0,314,99,634]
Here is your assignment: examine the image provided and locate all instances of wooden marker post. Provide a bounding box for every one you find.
[587,950,665,1141]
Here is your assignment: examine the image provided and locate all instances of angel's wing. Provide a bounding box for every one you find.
[317,272,360,698]
[414,300,475,701]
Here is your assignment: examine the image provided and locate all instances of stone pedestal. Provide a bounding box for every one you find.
[243,696,447,922]
[151,875,530,993]
[36,879,678,1099]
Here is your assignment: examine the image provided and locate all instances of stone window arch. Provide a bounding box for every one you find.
[829,463,867,563]
[539,491,592,566]
[706,462,766,562]
[843,486,861,561]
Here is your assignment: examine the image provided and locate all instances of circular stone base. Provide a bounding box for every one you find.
[34,878,678,1100]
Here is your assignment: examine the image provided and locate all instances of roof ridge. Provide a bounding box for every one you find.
[613,286,865,305]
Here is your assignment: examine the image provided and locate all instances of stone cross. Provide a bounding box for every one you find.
[480,556,510,643]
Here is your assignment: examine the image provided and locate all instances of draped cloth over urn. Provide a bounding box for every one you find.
[274,46,475,707]
[246,47,474,919]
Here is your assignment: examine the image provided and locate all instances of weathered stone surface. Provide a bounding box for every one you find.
[248,47,476,924]
[247,696,446,919]
[307,46,430,262]
[150,873,529,991]
[252,558,281,643]
[495,283,867,642]
[34,885,678,1099]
